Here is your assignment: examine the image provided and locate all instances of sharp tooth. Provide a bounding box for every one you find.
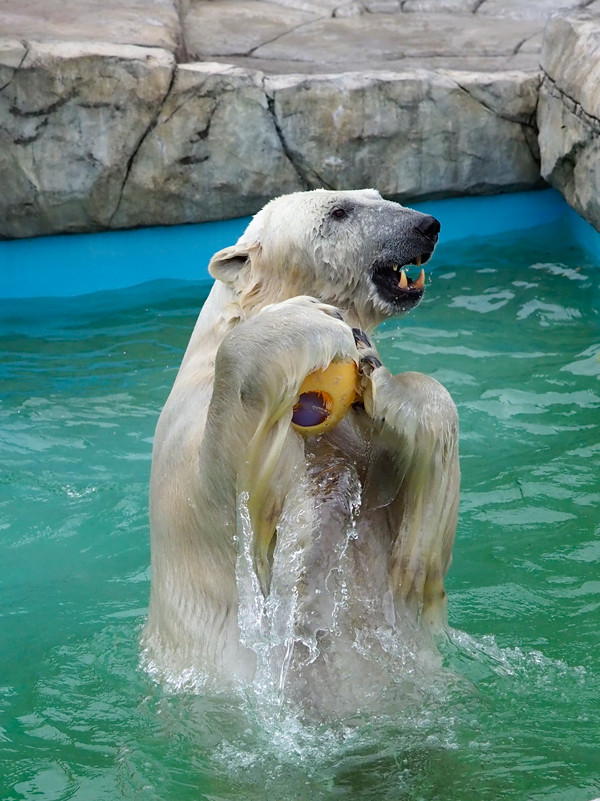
[413,268,425,290]
[415,255,422,267]
[398,269,408,290]
[392,265,399,272]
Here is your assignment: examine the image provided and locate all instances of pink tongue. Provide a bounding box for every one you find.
[292,392,330,427]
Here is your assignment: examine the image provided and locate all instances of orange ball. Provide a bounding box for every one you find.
[291,359,359,436]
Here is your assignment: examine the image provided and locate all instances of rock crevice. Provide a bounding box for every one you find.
[0,41,29,93]
[108,61,178,227]
[541,72,600,132]
[265,91,314,189]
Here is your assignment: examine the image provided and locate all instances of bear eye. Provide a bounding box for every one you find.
[331,207,348,220]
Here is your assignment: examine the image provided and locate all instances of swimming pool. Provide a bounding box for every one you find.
[1,192,599,800]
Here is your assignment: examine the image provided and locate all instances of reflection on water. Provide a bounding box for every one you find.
[1,226,600,800]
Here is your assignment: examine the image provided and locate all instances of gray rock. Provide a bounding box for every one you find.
[0,0,181,54]
[362,0,401,13]
[249,13,543,73]
[266,69,543,200]
[517,30,544,54]
[261,0,341,12]
[401,0,477,11]
[0,41,174,239]
[213,50,542,74]
[111,62,302,229]
[184,0,320,60]
[0,38,28,70]
[333,3,365,18]
[538,13,600,230]
[477,0,589,20]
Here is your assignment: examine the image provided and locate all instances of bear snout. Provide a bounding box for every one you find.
[414,214,441,240]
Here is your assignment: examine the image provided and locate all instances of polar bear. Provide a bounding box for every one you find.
[143,189,459,702]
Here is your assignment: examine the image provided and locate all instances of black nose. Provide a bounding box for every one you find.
[415,214,441,238]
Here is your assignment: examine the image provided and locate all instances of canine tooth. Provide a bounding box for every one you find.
[416,256,422,267]
[398,270,408,289]
[413,268,425,290]
[392,265,399,272]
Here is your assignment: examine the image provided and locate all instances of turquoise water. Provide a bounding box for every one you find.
[1,223,599,800]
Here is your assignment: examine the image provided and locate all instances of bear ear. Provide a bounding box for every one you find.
[208,242,259,284]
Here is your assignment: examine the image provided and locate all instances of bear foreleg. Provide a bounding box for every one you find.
[202,296,361,595]
[362,361,460,632]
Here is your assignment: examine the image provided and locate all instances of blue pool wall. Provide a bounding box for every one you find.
[1,188,599,300]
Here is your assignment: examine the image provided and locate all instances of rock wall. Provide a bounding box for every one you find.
[268,70,540,201]
[538,13,600,232]
[0,40,175,239]
[2,4,600,240]
[0,38,542,239]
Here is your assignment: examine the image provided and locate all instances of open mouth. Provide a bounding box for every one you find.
[371,251,433,309]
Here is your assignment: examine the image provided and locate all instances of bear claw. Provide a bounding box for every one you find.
[359,353,382,376]
[352,327,372,350]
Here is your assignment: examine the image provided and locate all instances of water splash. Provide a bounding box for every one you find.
[234,451,451,727]
[235,460,369,713]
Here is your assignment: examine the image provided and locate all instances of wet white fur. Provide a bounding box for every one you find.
[143,189,460,695]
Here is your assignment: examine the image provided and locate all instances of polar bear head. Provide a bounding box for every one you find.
[208,189,440,331]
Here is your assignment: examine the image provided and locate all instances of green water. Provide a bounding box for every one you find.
[1,225,599,801]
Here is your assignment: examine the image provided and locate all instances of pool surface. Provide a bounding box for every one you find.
[1,202,600,800]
